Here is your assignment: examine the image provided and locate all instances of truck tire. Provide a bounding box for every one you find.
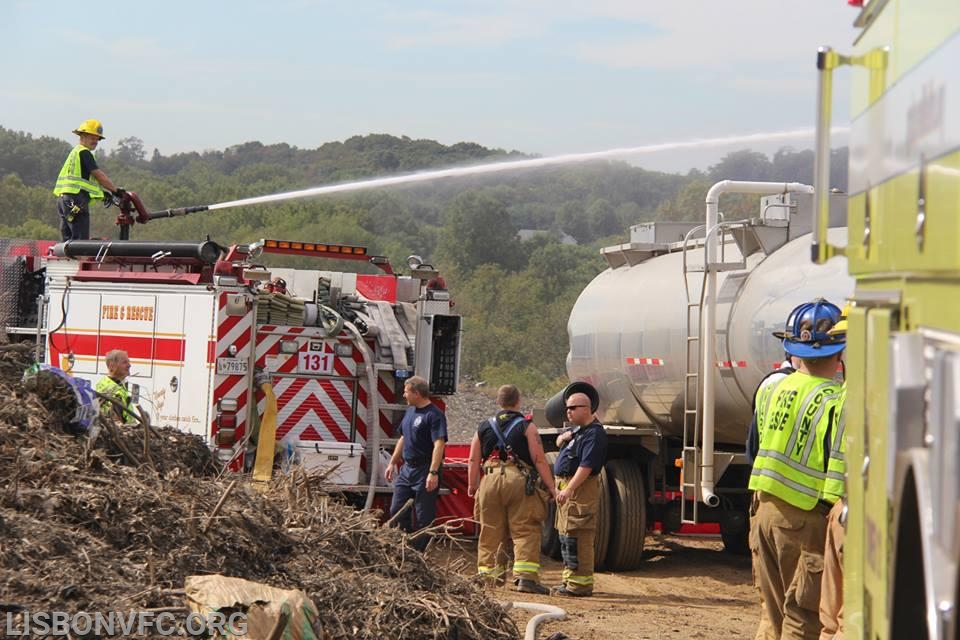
[605,458,646,570]
[720,507,750,555]
[541,452,561,559]
[594,465,611,571]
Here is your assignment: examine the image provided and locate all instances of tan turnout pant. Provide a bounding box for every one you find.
[819,499,845,639]
[476,461,547,583]
[750,491,827,640]
[556,474,600,595]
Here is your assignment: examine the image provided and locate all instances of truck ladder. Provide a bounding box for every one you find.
[680,225,707,525]
[679,220,751,525]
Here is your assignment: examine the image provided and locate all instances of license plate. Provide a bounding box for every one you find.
[216,358,248,375]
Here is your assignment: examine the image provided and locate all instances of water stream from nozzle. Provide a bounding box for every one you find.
[205,127,848,212]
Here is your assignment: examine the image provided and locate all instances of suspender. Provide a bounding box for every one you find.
[486,415,526,459]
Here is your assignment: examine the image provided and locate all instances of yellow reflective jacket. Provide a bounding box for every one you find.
[96,376,135,423]
[53,144,104,199]
[748,371,843,510]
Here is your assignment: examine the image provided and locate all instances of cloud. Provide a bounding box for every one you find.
[562,2,859,71]
[383,9,543,48]
[375,2,858,72]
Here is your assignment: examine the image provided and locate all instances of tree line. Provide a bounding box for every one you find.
[0,126,847,393]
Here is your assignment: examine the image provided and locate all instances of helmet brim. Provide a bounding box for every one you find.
[562,381,600,413]
[73,129,105,140]
[783,340,845,359]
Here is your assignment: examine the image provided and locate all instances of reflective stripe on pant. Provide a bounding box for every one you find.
[750,491,827,640]
[556,474,600,595]
[476,461,546,582]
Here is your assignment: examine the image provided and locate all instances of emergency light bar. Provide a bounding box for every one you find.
[254,239,394,274]
[263,239,367,256]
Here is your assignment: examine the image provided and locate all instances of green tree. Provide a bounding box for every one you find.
[437,192,522,273]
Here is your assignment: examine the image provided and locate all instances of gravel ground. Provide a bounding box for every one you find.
[441,384,549,444]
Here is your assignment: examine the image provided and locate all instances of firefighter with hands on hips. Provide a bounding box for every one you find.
[552,382,608,597]
[53,119,125,242]
[467,384,557,594]
[749,298,846,639]
[385,375,448,552]
[819,304,850,640]
[95,349,137,424]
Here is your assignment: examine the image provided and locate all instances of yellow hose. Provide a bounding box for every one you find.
[252,382,278,485]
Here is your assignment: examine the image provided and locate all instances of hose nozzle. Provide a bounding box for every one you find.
[147,205,210,220]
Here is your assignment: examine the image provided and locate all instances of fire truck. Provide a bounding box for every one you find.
[814,1,960,638]
[0,235,461,498]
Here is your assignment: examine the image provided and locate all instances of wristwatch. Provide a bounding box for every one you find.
[428,469,439,476]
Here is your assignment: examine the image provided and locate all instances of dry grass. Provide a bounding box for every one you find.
[0,344,517,639]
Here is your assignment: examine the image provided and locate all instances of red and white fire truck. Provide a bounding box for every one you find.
[0,236,461,489]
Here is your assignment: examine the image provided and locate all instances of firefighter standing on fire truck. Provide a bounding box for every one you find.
[95,349,136,424]
[749,299,846,639]
[53,119,124,241]
[468,384,557,594]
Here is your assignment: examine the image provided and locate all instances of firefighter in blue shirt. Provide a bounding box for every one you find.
[385,376,448,552]
[552,383,608,597]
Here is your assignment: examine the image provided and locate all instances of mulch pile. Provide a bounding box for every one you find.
[0,344,517,639]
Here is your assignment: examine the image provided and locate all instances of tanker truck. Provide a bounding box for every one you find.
[539,183,853,570]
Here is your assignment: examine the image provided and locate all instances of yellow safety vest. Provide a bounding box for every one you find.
[748,371,843,510]
[95,376,135,422]
[53,144,104,199]
[821,383,847,502]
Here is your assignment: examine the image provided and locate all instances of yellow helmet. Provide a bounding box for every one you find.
[828,303,852,336]
[72,119,105,139]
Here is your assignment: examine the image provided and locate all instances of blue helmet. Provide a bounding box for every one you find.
[779,299,845,359]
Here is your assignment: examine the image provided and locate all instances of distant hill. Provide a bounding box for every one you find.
[0,126,847,390]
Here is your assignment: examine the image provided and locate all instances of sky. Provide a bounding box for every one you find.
[5,1,860,174]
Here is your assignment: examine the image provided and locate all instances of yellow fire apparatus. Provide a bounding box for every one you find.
[814,1,960,637]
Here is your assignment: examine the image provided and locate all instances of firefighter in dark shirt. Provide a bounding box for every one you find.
[468,385,556,594]
[552,385,608,597]
[385,376,447,552]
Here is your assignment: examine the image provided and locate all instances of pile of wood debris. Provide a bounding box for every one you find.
[0,344,517,639]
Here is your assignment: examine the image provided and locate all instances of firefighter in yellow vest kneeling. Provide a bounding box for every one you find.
[95,349,137,424]
[749,299,846,639]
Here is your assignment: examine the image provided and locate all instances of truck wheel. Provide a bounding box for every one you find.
[721,528,750,555]
[720,508,750,555]
[593,465,611,571]
[541,452,561,559]
[605,458,646,570]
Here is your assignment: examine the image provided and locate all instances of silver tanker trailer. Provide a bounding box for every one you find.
[540,181,852,570]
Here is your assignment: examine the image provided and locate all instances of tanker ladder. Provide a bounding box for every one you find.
[680,222,707,525]
[678,220,748,525]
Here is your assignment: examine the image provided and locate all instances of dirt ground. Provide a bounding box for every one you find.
[442,388,761,639]
[437,533,761,640]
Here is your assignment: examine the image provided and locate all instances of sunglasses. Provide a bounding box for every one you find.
[565,405,587,411]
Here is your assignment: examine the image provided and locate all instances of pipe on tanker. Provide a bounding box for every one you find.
[699,181,814,508]
[52,240,224,264]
